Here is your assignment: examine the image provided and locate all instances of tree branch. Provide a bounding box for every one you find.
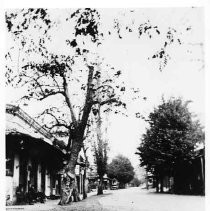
[83,119,92,140]
[20,74,65,101]
[80,65,94,134]
[62,74,77,123]
[38,91,65,100]
[95,84,115,92]
[44,123,70,131]
[53,76,62,91]
[93,98,118,106]
[21,74,46,94]
[40,109,70,129]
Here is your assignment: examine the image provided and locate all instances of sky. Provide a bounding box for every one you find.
[5,8,205,168]
[97,8,205,166]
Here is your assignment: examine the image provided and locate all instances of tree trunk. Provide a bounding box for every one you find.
[173,164,181,194]
[156,176,159,193]
[59,137,82,205]
[146,172,149,190]
[119,182,125,189]
[97,177,103,195]
[59,64,94,205]
[160,176,164,193]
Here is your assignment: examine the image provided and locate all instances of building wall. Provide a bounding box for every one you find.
[6,176,13,203]
[6,135,88,205]
[6,149,63,204]
[6,145,88,205]
[6,153,20,204]
[6,106,69,204]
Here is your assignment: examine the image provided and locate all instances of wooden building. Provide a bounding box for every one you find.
[6,104,87,205]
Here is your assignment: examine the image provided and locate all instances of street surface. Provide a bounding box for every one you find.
[6,187,205,211]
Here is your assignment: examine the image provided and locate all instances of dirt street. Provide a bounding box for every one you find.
[6,187,205,211]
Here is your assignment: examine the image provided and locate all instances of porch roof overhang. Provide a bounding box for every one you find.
[6,132,66,168]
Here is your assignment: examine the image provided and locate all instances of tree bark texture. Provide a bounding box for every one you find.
[59,136,82,205]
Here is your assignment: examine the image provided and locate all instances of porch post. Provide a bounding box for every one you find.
[12,154,20,203]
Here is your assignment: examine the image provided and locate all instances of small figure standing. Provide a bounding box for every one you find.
[27,184,36,205]
[16,184,25,205]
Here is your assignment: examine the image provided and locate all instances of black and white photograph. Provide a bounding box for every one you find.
[2,2,207,211]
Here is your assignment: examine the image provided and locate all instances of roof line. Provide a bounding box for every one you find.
[6,104,53,141]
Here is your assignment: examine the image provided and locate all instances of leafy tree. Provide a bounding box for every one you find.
[136,97,204,193]
[5,8,201,203]
[108,155,135,188]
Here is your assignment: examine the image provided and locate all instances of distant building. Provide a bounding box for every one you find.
[144,147,205,195]
[6,104,87,205]
[176,147,205,195]
[87,164,111,191]
[169,147,205,195]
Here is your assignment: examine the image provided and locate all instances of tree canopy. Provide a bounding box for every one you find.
[108,154,134,187]
[5,8,202,141]
[136,97,204,177]
[5,9,129,168]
